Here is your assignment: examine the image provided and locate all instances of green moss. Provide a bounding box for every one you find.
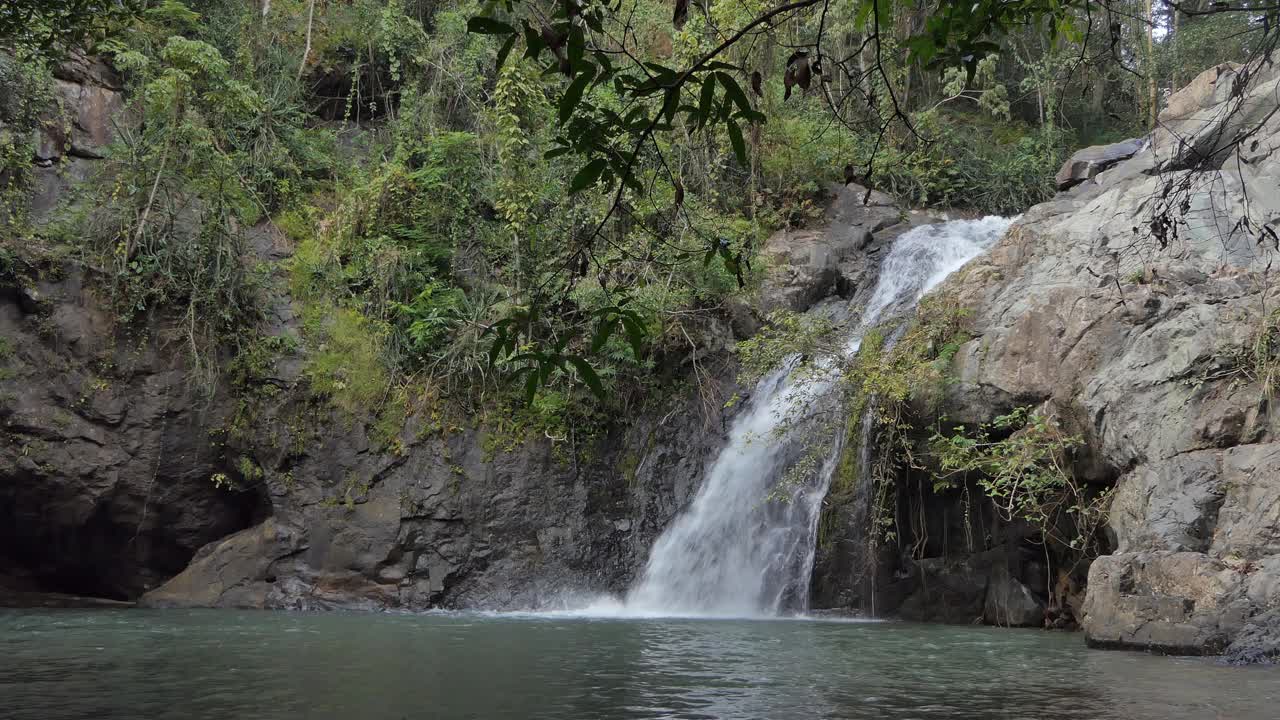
[301,303,390,416]
[816,412,865,553]
[833,292,974,544]
[619,451,640,486]
[370,385,412,454]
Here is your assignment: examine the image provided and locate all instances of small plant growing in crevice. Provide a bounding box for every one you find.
[930,407,1111,563]
[841,294,974,542]
[1242,308,1280,400]
[1194,306,1280,405]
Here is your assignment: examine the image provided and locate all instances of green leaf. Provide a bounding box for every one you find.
[467,17,515,35]
[522,23,544,59]
[524,368,540,402]
[716,71,751,115]
[568,25,585,69]
[904,35,937,63]
[697,73,716,128]
[487,329,505,367]
[619,164,644,193]
[619,314,645,360]
[569,158,608,194]
[559,64,597,124]
[662,87,679,124]
[567,356,605,399]
[544,145,573,159]
[726,120,746,165]
[591,316,619,353]
[495,33,517,73]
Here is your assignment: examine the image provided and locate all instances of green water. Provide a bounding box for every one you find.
[2,609,1277,719]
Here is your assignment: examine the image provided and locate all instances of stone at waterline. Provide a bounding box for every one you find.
[984,569,1046,628]
[1223,609,1280,665]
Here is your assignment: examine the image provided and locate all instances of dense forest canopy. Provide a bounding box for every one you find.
[0,0,1272,413]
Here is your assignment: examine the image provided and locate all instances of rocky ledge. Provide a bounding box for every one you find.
[938,60,1280,661]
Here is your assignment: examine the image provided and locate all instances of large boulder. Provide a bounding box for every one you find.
[1054,138,1144,190]
[140,519,304,608]
[931,57,1280,658]
[1083,552,1252,654]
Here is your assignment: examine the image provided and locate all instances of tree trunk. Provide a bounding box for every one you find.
[1146,0,1158,128]
[297,0,316,83]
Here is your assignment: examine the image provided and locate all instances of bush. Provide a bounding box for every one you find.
[931,407,1111,559]
[868,112,1066,215]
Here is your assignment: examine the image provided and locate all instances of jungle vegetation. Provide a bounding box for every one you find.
[1,0,1271,414]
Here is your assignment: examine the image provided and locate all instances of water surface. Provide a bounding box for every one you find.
[3,609,1277,719]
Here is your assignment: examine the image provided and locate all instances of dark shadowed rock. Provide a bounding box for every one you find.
[984,568,1045,627]
[0,265,268,600]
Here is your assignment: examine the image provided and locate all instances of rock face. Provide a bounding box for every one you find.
[3,58,923,611]
[0,250,739,608]
[814,61,1280,655]
[2,185,917,610]
[0,264,266,599]
[930,61,1280,656]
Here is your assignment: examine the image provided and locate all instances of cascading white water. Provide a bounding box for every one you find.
[588,216,1012,618]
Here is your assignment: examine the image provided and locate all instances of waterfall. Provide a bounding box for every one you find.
[590,217,1012,618]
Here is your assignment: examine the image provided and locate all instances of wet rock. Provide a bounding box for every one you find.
[757,183,906,316]
[984,569,1045,627]
[1223,609,1280,665]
